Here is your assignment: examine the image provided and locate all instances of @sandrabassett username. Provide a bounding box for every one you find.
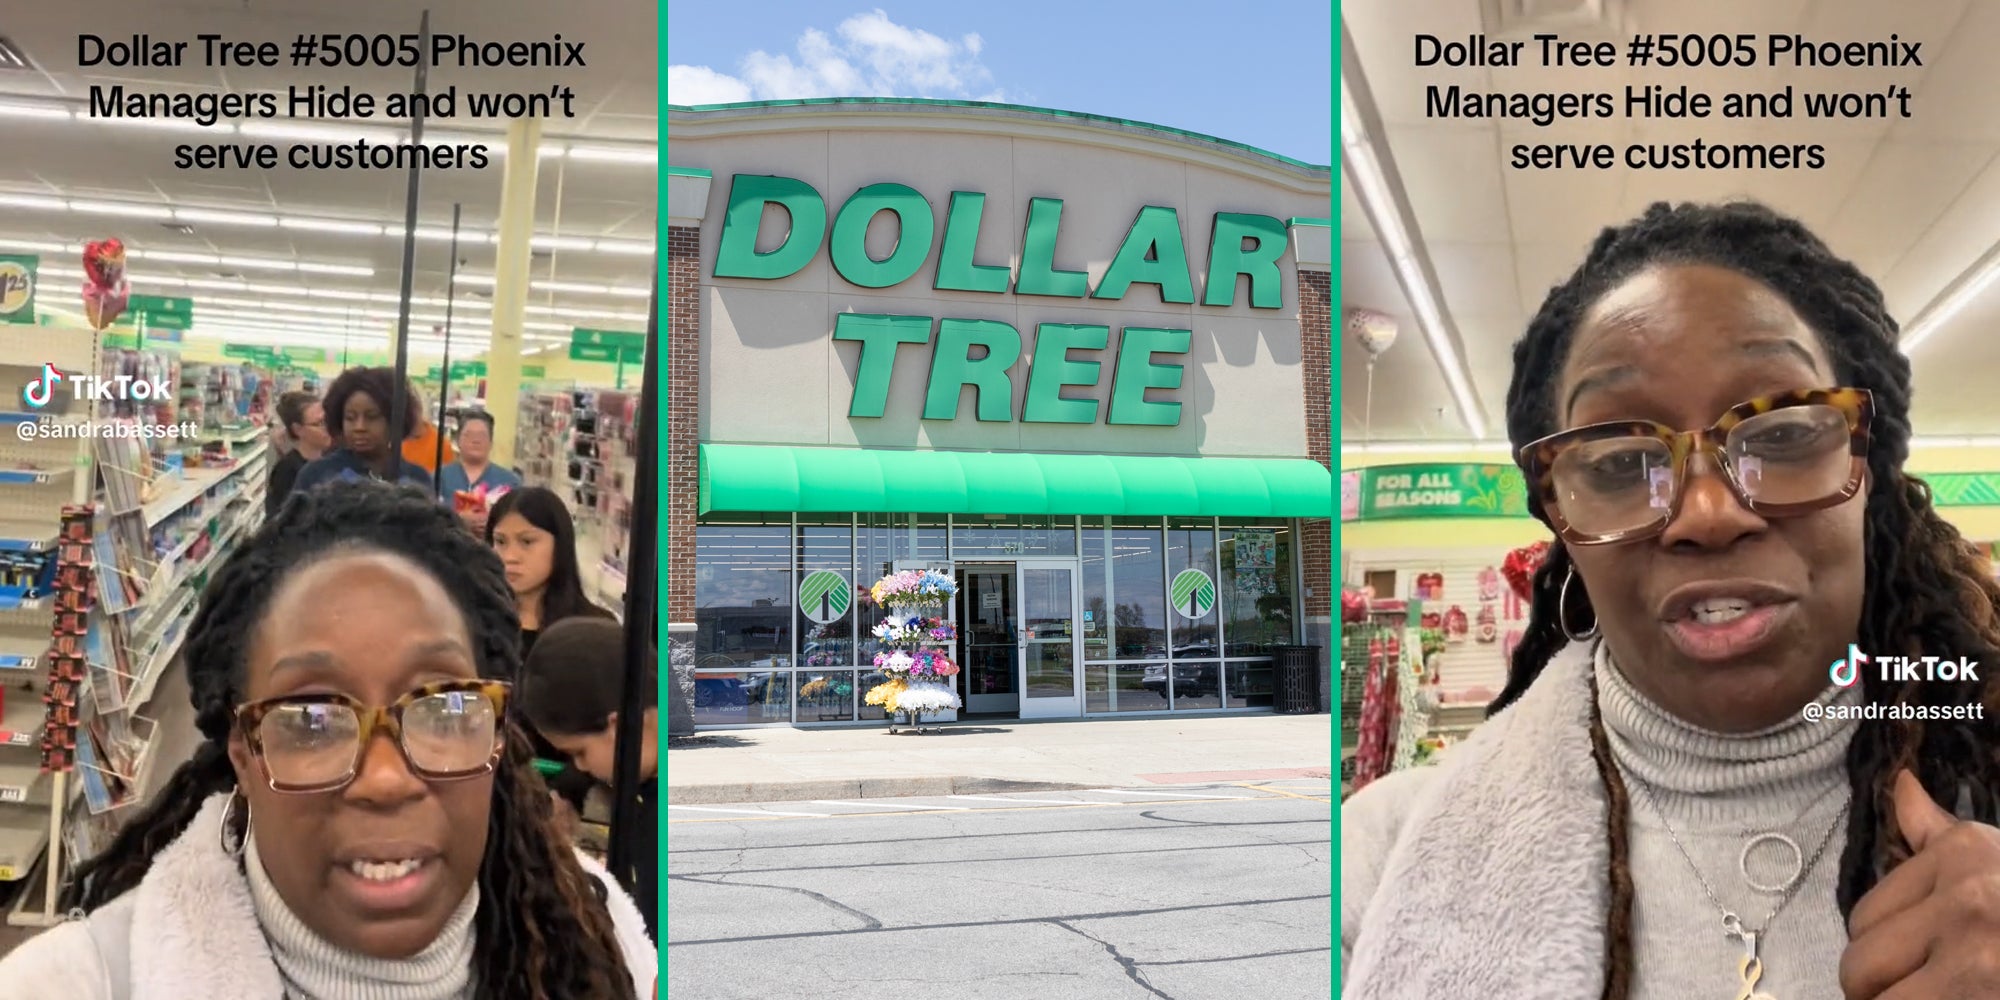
[1829,644,1980,687]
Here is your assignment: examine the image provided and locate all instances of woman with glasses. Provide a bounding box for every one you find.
[267,390,330,519]
[0,482,652,999]
[1342,203,2000,1000]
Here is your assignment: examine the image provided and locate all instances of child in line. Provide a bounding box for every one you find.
[519,617,659,940]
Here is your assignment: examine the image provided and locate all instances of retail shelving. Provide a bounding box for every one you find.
[0,322,97,923]
[517,387,636,610]
[0,329,275,927]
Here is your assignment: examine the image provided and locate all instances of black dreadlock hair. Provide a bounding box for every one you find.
[63,482,639,1000]
[1490,201,2000,1000]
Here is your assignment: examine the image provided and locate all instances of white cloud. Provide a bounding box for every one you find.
[668,9,1008,106]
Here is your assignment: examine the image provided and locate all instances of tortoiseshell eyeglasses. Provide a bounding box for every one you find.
[234,679,511,794]
[1517,387,1873,546]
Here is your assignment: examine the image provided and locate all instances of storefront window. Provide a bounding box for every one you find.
[1166,519,1220,659]
[694,519,793,672]
[796,671,858,723]
[1220,522,1295,657]
[796,519,856,676]
[693,671,793,727]
[1086,662,1171,713]
[1081,518,1165,663]
[950,515,1078,558]
[1225,661,1276,709]
[856,514,948,664]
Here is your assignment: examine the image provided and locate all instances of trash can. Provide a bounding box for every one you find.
[1272,645,1324,714]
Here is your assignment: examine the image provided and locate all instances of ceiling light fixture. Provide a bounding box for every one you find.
[279,218,386,236]
[173,208,278,227]
[0,102,70,121]
[1,193,655,256]
[1340,78,1488,439]
[1901,247,2000,355]
[565,146,657,164]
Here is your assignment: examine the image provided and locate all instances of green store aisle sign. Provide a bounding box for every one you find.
[798,570,851,625]
[222,344,325,367]
[713,173,1298,429]
[1345,464,1532,521]
[1170,569,1216,621]
[128,294,193,331]
[522,364,545,379]
[0,255,36,324]
[569,328,645,364]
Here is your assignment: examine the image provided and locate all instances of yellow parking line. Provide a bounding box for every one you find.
[665,794,1297,825]
[1237,782,1331,803]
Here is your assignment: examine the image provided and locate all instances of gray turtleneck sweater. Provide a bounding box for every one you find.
[1343,649,1860,999]
[245,836,480,1000]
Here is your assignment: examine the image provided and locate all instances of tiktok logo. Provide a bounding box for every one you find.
[19,364,62,410]
[1829,644,1869,687]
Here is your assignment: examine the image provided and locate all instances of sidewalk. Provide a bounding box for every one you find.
[666,713,1333,803]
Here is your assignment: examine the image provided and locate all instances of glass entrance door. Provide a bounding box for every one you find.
[1018,559,1081,718]
[958,565,1020,715]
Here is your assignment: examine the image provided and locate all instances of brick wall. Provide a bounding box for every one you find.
[1299,269,1333,618]
[1299,269,1334,710]
[666,225,701,624]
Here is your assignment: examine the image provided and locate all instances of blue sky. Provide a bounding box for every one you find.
[666,3,1333,166]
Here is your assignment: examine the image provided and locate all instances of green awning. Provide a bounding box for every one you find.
[699,445,1333,517]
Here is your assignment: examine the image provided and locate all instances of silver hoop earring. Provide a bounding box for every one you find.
[218,791,251,858]
[1559,568,1599,643]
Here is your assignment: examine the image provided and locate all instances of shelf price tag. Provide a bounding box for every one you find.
[0,786,26,803]
[0,656,33,671]
[0,865,16,880]
[1,732,29,747]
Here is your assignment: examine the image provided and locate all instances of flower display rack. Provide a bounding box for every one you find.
[862,570,961,735]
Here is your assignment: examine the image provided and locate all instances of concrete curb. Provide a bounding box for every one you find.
[666,776,1102,805]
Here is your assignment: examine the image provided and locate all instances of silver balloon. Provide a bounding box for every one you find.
[1346,308,1398,358]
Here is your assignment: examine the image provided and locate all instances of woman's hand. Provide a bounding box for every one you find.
[1841,770,2000,999]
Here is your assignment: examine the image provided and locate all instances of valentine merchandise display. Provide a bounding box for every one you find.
[79,239,129,331]
[861,571,962,732]
[1344,545,1559,794]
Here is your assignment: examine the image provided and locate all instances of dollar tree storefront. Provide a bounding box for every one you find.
[666,100,1332,728]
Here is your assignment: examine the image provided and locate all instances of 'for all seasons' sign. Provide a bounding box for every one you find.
[714,174,1296,429]
[1343,464,1532,521]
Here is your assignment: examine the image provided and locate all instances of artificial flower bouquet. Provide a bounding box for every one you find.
[872,648,961,682]
[869,570,957,609]
[871,614,956,646]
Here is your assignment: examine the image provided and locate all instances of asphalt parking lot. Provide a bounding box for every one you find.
[668,780,1333,999]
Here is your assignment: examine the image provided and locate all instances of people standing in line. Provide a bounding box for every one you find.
[440,412,522,534]
[401,381,457,476]
[265,391,330,519]
[485,486,616,811]
[519,617,659,941]
[291,367,434,495]
[0,482,653,998]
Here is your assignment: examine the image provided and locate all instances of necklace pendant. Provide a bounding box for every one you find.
[1732,953,1777,1000]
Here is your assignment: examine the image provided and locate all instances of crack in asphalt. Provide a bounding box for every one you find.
[1137,945,1332,967]
[666,814,1326,854]
[669,874,884,931]
[666,837,1329,878]
[1051,919,1177,999]
[666,892,1329,947]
